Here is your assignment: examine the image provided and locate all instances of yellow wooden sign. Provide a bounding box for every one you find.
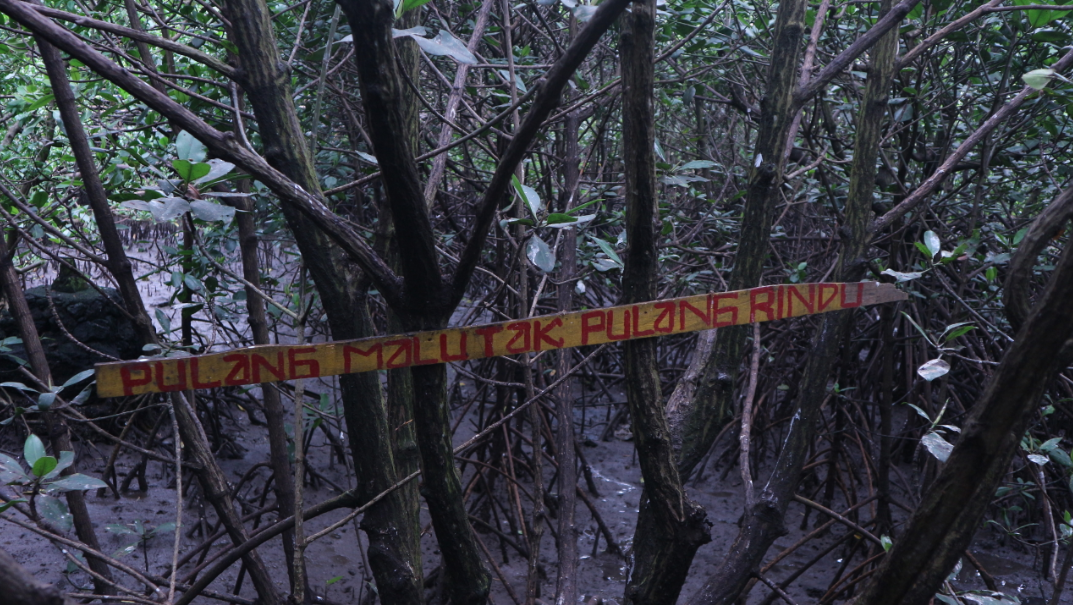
[95,282,905,397]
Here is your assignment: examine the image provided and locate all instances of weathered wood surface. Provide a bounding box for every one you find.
[96,282,906,397]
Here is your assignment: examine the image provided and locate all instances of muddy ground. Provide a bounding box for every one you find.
[0,376,1057,605]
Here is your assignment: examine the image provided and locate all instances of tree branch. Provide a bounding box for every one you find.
[794,0,920,105]
[874,46,1073,233]
[29,3,235,77]
[0,0,405,307]
[448,0,633,307]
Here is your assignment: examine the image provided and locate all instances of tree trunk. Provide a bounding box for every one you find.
[227,183,303,593]
[685,5,900,602]
[673,0,809,478]
[620,1,711,603]
[35,28,285,605]
[854,188,1073,605]
[217,0,424,602]
[554,63,582,605]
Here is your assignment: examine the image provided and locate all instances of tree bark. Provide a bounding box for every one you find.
[227,184,303,593]
[620,2,710,603]
[0,546,73,605]
[854,187,1073,605]
[216,0,424,602]
[673,0,810,479]
[554,68,582,605]
[685,5,900,602]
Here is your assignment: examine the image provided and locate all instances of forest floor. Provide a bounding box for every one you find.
[1,380,1058,605]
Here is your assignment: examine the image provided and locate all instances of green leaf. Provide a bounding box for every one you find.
[566,198,600,215]
[918,358,950,381]
[881,268,923,282]
[183,275,202,292]
[36,392,56,411]
[921,432,953,462]
[36,494,73,531]
[880,535,893,552]
[29,191,48,208]
[153,522,177,536]
[511,175,543,219]
[106,523,139,535]
[394,28,477,64]
[156,308,172,334]
[189,162,211,182]
[923,230,941,258]
[193,159,235,184]
[49,473,109,491]
[62,369,95,389]
[592,236,623,266]
[189,200,236,223]
[501,218,537,228]
[526,235,556,273]
[175,130,207,162]
[171,159,198,182]
[943,325,975,341]
[905,403,932,422]
[24,434,46,466]
[0,453,28,484]
[1014,0,1071,28]
[43,451,74,481]
[326,575,344,586]
[679,160,718,170]
[112,543,139,559]
[546,213,578,225]
[1023,68,1055,90]
[0,499,25,514]
[548,214,595,229]
[395,0,433,16]
[1,381,35,393]
[26,93,54,113]
[32,455,57,478]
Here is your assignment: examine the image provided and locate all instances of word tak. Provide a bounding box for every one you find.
[96,282,906,397]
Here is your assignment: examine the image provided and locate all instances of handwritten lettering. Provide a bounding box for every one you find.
[475,326,503,357]
[289,347,320,378]
[385,339,412,369]
[95,282,904,397]
[120,362,152,396]
[224,353,250,386]
[750,287,776,322]
[440,333,468,362]
[155,360,187,392]
[581,311,605,345]
[252,353,286,383]
[818,284,840,311]
[344,344,382,372]
[787,284,814,316]
[606,310,631,341]
[534,318,564,350]
[506,322,531,354]
[653,302,675,333]
[712,293,739,327]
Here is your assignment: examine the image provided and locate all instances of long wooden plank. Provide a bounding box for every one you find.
[95,282,906,397]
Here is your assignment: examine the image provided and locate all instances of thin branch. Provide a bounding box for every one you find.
[28,4,235,77]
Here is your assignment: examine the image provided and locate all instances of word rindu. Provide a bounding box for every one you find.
[96,282,906,397]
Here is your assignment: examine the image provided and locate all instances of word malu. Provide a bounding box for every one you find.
[96,282,906,397]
